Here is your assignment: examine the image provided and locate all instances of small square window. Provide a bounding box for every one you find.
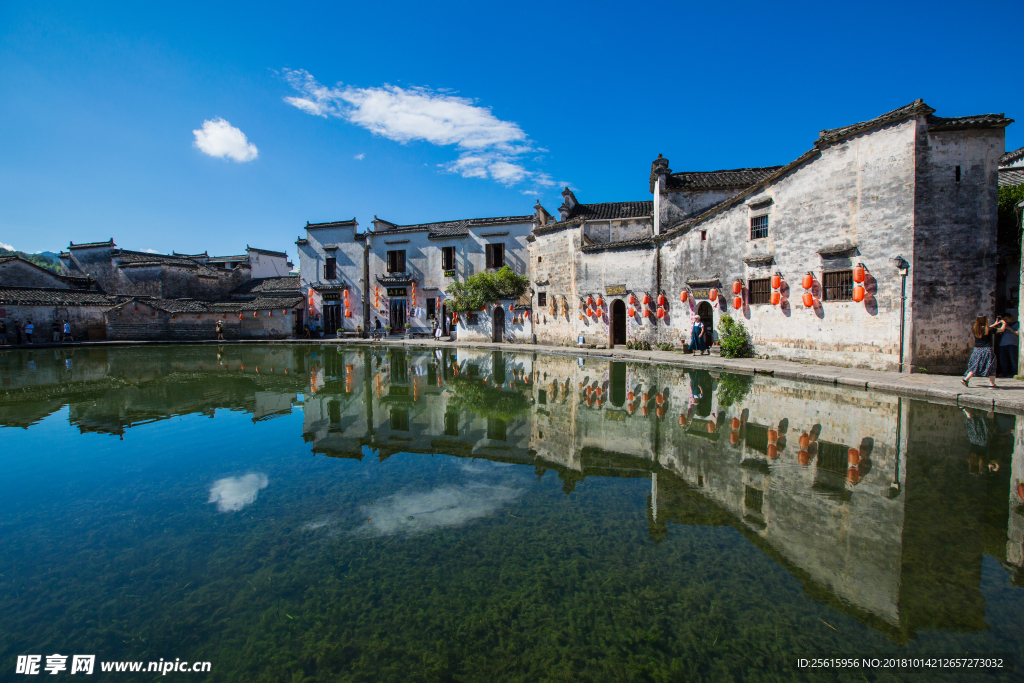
[750,215,769,240]
[748,278,771,305]
[701,230,707,242]
[822,270,853,301]
[538,292,547,307]
[441,246,455,271]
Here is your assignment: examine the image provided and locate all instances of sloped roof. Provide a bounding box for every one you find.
[113,250,221,277]
[372,214,533,239]
[570,201,653,220]
[207,254,249,262]
[815,100,935,146]
[0,287,118,307]
[999,168,1024,187]
[1001,146,1024,167]
[247,246,288,258]
[231,276,302,295]
[307,219,357,229]
[240,296,304,311]
[68,239,116,249]
[927,113,1012,132]
[666,168,783,191]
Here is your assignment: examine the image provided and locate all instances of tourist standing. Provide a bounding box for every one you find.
[962,316,997,388]
[216,319,225,340]
[51,320,60,342]
[62,320,72,343]
[994,313,1019,378]
[689,314,706,355]
[374,317,382,341]
[24,320,34,344]
[14,320,23,345]
[0,319,6,345]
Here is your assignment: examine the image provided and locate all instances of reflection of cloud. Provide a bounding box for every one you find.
[356,484,522,537]
[303,515,332,530]
[207,473,268,512]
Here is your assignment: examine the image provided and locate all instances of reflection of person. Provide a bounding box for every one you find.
[962,317,996,388]
[994,313,1019,378]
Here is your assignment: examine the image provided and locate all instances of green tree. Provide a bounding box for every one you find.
[717,314,754,359]
[445,266,530,313]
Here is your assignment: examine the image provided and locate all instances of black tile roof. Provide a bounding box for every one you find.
[247,246,289,258]
[207,254,249,262]
[999,168,1024,188]
[372,214,533,239]
[1001,146,1024,167]
[231,276,302,295]
[570,201,653,220]
[113,250,221,277]
[666,168,783,191]
[927,113,1012,132]
[307,219,357,229]
[580,236,656,253]
[240,296,304,311]
[0,287,118,307]
[816,100,935,146]
[68,239,116,249]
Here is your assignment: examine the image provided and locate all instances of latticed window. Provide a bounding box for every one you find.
[538,292,547,307]
[748,278,771,305]
[745,423,769,454]
[442,246,455,270]
[822,270,853,301]
[750,215,769,240]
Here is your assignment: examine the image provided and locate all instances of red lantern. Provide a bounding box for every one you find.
[771,274,781,290]
[524,311,529,319]
[798,450,809,466]
[1017,482,1024,500]
[771,292,781,306]
[628,307,636,317]
[482,306,486,312]
[848,448,861,466]
[709,288,718,302]
[802,292,814,308]
[706,422,715,434]
[642,294,651,305]
[627,391,635,402]
[629,294,637,306]
[657,306,666,318]
[847,467,860,484]
[509,304,514,311]
[343,289,349,299]
[586,307,593,317]
[733,296,742,310]
[587,295,594,307]
[853,264,866,283]
[680,290,689,303]
[345,310,352,317]
[678,414,687,426]
[596,387,603,397]
[731,417,741,430]
[767,444,779,459]
[657,293,666,306]
[799,433,810,449]
[585,386,592,396]
[578,312,584,320]
[802,273,813,290]
[852,286,865,302]
[596,296,604,307]
[732,281,742,295]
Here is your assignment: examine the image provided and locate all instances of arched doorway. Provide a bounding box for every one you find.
[610,299,627,347]
[492,306,505,342]
[697,301,714,349]
[610,361,626,407]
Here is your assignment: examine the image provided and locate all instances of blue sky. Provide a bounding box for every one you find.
[1,1,1021,260]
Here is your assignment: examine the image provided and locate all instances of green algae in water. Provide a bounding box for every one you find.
[0,344,1022,682]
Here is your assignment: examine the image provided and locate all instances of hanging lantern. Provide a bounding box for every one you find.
[853,264,866,283]
[798,450,810,466]
[680,290,689,303]
[657,306,666,319]
[283,309,288,315]
[799,433,810,449]
[587,295,594,307]
[731,417,741,430]
[629,294,637,306]
[596,386,603,397]
[733,296,742,310]
[848,448,861,466]
[729,432,740,445]
[627,391,635,401]
[767,444,779,459]
[524,310,530,319]
[852,286,865,302]
[771,292,781,306]
[709,288,718,302]
[767,429,778,444]
[596,296,604,307]
[628,307,636,317]
[802,292,814,308]
[643,306,650,318]
[509,304,515,311]
[642,392,649,403]
[586,307,593,317]
[771,274,782,290]
[642,294,651,306]
[732,281,742,295]
[657,293,666,306]
[578,312,583,320]
[345,310,352,317]
[482,305,486,312]
[802,273,813,290]
[253,311,258,317]
[343,289,349,299]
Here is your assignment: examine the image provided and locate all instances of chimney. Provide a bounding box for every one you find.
[534,201,553,226]
[558,187,579,222]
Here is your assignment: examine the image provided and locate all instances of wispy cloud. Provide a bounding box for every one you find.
[143,248,158,254]
[207,473,268,512]
[354,153,365,160]
[193,118,259,162]
[355,483,522,537]
[281,69,559,188]
[0,242,14,251]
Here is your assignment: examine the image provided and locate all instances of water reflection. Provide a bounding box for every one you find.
[1,343,1022,648]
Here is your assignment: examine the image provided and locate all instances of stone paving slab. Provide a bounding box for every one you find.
[7,336,1024,414]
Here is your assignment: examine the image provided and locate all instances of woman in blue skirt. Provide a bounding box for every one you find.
[689,314,706,355]
[962,316,997,388]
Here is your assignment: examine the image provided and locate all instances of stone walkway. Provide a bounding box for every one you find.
[8,336,1024,414]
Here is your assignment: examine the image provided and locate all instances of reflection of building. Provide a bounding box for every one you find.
[1,345,1020,641]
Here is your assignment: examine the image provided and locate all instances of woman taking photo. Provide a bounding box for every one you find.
[962,316,997,388]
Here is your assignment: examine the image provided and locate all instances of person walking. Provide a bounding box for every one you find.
[374,317,382,341]
[216,319,225,341]
[994,313,1019,378]
[962,316,997,388]
[689,314,706,355]
[62,320,72,343]
[24,320,34,344]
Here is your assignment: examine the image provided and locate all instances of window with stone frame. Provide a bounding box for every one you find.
[748,278,771,305]
[538,292,547,307]
[442,246,456,271]
[426,298,436,319]
[324,257,337,280]
[485,243,505,269]
[822,270,854,301]
[386,250,406,273]
[750,215,769,240]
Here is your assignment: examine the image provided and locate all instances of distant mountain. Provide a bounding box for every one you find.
[0,248,61,273]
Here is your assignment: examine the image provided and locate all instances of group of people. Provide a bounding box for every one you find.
[962,313,1019,388]
[0,319,75,346]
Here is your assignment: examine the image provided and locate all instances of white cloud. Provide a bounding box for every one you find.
[207,473,268,512]
[0,242,14,251]
[192,118,258,162]
[144,248,158,254]
[355,483,522,537]
[354,153,365,160]
[282,69,555,188]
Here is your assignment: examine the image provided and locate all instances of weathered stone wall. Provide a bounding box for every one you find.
[576,243,659,347]
[299,225,365,334]
[660,187,743,228]
[1,304,107,342]
[0,261,73,289]
[105,305,294,341]
[455,300,533,343]
[529,227,578,345]
[582,218,653,244]
[910,123,1004,373]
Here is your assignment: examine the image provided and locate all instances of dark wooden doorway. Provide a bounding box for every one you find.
[610,299,627,347]
[492,306,505,342]
[323,304,340,335]
[389,299,406,332]
[697,301,714,348]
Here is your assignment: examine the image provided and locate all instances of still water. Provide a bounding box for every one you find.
[0,344,1022,682]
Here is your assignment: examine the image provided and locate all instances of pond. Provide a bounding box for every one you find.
[0,344,1022,682]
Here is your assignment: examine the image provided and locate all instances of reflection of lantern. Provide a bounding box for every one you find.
[586,396,593,407]
[642,392,649,403]
[678,414,687,426]
[799,433,810,449]
[657,306,666,319]
[767,429,778,444]
[767,444,778,459]
[802,273,813,290]
[578,312,583,320]
[771,292,781,306]
[656,406,664,419]
[627,403,635,415]
[642,405,650,417]
[680,290,688,303]
[848,448,860,466]
[802,292,814,308]
[771,274,781,290]
[853,264,866,283]
[730,432,739,445]
[706,421,715,433]
[732,281,742,295]
[847,467,860,484]
[852,286,865,302]
[709,288,718,302]
[627,391,635,401]
[798,450,809,466]
[654,393,664,405]
[731,417,740,430]
[585,386,592,396]
[733,296,742,310]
